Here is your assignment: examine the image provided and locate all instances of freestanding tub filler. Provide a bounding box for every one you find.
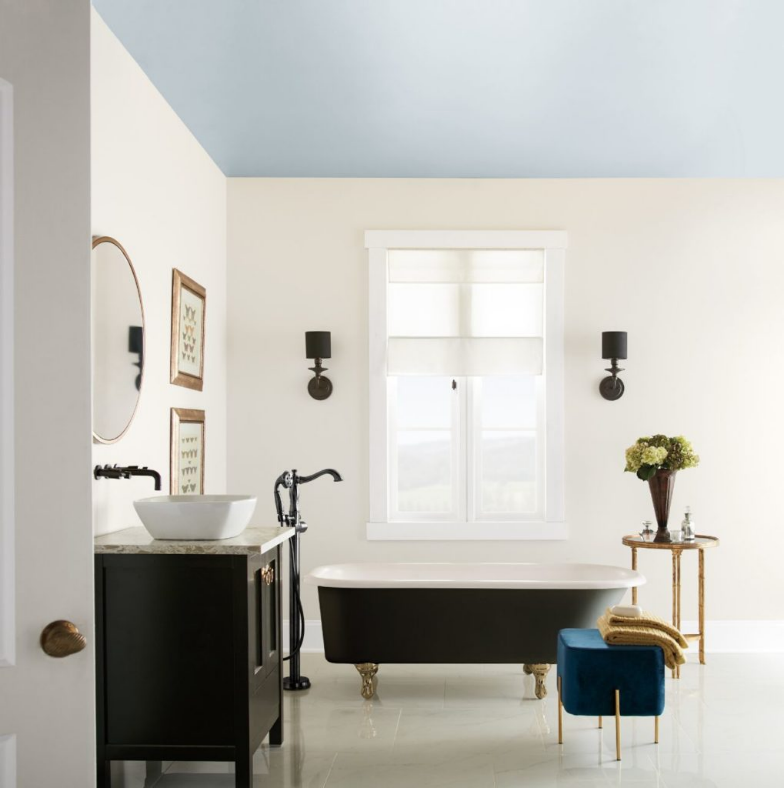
[307,562,645,699]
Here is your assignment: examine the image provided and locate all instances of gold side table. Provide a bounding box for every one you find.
[621,534,719,678]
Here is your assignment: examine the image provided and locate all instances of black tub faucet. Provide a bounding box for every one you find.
[94,464,162,491]
[271,467,343,694]
[274,468,343,529]
[296,468,343,484]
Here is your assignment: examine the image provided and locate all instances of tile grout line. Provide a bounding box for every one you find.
[392,706,403,746]
[320,752,339,788]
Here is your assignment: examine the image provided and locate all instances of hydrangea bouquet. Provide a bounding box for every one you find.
[625,435,699,542]
[625,435,700,481]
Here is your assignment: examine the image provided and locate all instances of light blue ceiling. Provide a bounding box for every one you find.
[93,0,784,177]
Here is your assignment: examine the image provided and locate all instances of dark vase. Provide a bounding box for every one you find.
[648,469,677,543]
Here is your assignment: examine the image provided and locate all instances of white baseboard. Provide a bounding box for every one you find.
[680,620,784,653]
[285,619,784,656]
[282,620,325,654]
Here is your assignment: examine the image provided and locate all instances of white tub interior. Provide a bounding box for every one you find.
[306,562,646,590]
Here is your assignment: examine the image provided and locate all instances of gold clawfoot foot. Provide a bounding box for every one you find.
[523,663,551,699]
[355,662,379,700]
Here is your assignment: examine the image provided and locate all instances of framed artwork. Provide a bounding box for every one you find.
[170,408,205,495]
[170,268,206,391]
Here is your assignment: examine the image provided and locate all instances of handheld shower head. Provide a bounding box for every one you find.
[274,470,294,525]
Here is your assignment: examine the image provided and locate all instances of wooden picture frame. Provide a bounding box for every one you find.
[170,408,205,495]
[170,268,206,391]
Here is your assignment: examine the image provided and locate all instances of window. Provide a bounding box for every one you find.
[367,231,567,540]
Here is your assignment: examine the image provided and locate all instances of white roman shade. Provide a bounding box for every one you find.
[386,249,545,376]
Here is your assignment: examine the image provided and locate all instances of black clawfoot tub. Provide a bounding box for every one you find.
[307,563,645,699]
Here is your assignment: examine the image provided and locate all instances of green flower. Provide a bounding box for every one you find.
[624,435,699,480]
[624,442,667,473]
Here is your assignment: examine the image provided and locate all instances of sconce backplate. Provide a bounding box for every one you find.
[600,376,625,401]
[308,375,333,400]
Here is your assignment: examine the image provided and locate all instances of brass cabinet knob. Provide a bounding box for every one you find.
[261,565,274,586]
[40,620,87,658]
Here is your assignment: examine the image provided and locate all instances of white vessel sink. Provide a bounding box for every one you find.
[133,495,257,540]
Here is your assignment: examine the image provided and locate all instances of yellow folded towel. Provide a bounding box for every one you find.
[604,608,689,649]
[597,612,686,670]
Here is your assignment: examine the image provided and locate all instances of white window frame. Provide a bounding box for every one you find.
[367,230,567,541]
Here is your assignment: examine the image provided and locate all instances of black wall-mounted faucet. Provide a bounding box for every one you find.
[94,464,162,491]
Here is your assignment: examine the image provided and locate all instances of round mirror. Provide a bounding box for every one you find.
[91,236,144,443]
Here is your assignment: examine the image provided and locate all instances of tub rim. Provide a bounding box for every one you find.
[306,562,646,590]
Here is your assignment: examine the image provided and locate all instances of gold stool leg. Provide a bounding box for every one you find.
[655,715,659,744]
[557,675,563,744]
[631,547,638,605]
[598,715,602,729]
[615,689,621,761]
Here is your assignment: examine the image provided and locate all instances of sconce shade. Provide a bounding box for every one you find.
[128,325,143,354]
[306,331,331,359]
[602,331,627,360]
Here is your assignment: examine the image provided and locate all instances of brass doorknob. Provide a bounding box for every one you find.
[40,620,87,658]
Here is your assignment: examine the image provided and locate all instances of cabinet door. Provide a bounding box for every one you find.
[253,548,279,680]
[261,549,280,676]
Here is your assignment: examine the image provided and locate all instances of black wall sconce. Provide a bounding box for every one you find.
[306,331,333,400]
[128,325,143,392]
[600,331,627,401]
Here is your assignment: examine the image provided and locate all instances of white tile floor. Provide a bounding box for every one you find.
[129,653,783,787]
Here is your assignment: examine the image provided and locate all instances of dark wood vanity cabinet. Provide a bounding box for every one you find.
[95,546,284,787]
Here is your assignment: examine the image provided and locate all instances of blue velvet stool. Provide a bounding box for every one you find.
[557,628,665,760]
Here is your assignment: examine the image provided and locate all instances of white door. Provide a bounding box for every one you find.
[0,78,15,787]
[0,67,95,786]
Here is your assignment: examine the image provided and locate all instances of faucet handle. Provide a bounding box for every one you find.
[94,464,128,480]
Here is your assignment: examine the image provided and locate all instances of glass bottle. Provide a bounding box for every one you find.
[639,521,655,542]
[682,507,696,541]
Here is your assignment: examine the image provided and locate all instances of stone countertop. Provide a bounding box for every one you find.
[94,526,296,555]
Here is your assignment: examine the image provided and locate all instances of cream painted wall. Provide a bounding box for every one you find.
[228,178,784,626]
[91,10,227,535]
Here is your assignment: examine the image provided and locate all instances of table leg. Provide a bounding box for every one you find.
[699,548,705,665]
[677,550,682,677]
[672,550,682,679]
[677,551,682,630]
[631,547,638,605]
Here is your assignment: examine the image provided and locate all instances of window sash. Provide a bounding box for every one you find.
[387,377,464,522]
[388,376,546,524]
[468,377,547,523]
